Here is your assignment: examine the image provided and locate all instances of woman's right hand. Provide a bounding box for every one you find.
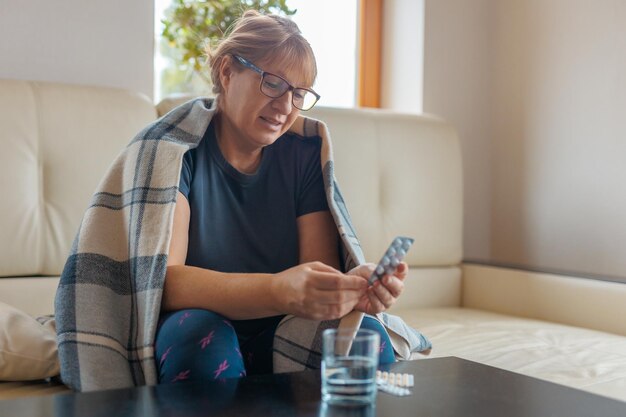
[272,261,368,320]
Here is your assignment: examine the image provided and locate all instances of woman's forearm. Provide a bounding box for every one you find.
[162,265,282,319]
[163,262,368,322]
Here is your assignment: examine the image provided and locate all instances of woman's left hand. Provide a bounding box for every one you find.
[348,262,407,315]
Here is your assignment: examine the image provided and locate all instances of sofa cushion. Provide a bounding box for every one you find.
[0,302,59,381]
[401,307,626,402]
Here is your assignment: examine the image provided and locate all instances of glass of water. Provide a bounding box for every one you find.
[321,328,380,405]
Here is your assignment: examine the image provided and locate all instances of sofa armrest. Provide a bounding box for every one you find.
[462,263,626,336]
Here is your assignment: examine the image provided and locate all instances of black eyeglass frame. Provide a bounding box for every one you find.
[232,54,320,111]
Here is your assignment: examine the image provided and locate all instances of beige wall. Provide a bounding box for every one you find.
[489,0,626,277]
[0,0,154,98]
[381,0,425,112]
[422,0,494,261]
[423,0,626,278]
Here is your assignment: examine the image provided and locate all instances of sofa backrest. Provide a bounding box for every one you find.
[0,80,156,277]
[306,107,463,268]
[0,82,463,310]
[158,99,465,311]
[157,97,464,268]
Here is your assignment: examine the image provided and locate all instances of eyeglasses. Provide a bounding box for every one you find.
[232,54,320,111]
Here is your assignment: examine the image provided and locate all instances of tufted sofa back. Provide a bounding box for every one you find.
[306,107,462,268]
[0,80,156,277]
[0,82,462,316]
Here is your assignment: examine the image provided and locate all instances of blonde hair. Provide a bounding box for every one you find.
[206,10,317,95]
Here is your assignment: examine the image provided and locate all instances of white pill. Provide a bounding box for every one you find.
[402,374,409,387]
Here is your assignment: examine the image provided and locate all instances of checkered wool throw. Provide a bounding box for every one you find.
[54,98,431,392]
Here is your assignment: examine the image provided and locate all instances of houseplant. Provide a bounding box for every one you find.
[159,0,296,96]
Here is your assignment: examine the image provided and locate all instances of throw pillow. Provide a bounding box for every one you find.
[0,301,59,381]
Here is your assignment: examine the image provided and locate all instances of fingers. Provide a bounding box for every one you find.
[362,274,404,314]
[348,263,376,278]
[394,262,408,280]
[313,271,369,291]
[366,286,386,313]
[312,287,363,305]
[372,280,395,308]
[307,261,342,274]
[289,262,408,319]
[304,290,361,320]
[381,274,404,298]
[293,266,368,320]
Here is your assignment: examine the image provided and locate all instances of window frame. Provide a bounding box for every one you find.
[357,0,382,108]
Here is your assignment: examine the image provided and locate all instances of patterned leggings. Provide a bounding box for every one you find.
[155,309,396,384]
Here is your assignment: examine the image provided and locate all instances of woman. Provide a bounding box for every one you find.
[155,10,408,383]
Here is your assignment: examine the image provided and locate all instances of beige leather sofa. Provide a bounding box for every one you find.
[1,80,625,402]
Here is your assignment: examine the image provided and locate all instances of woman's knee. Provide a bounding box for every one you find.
[155,309,245,383]
[157,309,232,342]
[360,316,396,365]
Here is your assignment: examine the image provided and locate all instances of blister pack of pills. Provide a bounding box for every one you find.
[368,236,414,285]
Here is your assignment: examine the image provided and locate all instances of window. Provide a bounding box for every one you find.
[287,0,357,108]
[153,0,358,107]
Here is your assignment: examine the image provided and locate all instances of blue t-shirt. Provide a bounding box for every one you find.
[179,121,329,274]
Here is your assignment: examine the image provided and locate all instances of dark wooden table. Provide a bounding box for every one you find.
[1,357,625,416]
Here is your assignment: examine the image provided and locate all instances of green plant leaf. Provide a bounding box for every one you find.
[159,0,297,93]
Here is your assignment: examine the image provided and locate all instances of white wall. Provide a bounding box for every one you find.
[0,0,154,99]
[422,0,626,278]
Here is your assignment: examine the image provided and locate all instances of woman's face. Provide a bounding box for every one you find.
[219,55,310,150]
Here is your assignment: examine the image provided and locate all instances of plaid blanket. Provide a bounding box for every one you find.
[55,98,431,392]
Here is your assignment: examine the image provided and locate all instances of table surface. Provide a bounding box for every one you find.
[1,357,625,417]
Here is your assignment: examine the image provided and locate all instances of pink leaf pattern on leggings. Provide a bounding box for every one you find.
[222,320,234,329]
[172,369,190,382]
[380,340,386,353]
[160,346,172,366]
[199,331,215,349]
[213,360,230,379]
[178,312,192,326]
